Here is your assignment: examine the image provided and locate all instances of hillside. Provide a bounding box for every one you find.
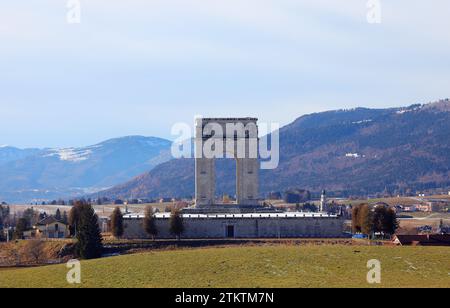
[98,100,450,199]
[0,136,172,202]
[0,146,43,165]
[0,245,448,288]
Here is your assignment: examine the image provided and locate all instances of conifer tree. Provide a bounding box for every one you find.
[383,206,399,236]
[75,201,103,259]
[62,211,68,224]
[351,205,362,233]
[143,206,158,240]
[14,218,28,240]
[169,209,184,240]
[373,205,387,235]
[110,207,124,239]
[68,205,80,237]
[55,208,62,221]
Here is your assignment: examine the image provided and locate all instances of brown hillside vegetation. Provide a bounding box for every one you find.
[0,240,74,267]
[96,100,450,200]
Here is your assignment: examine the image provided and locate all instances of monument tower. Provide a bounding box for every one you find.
[194,117,259,209]
[122,117,345,239]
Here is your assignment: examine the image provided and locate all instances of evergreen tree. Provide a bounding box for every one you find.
[373,205,387,236]
[68,205,81,237]
[14,218,28,240]
[62,211,68,224]
[55,208,62,221]
[22,208,38,229]
[383,206,399,236]
[169,209,184,240]
[75,201,103,259]
[439,219,444,233]
[2,206,10,229]
[143,206,158,240]
[39,212,47,220]
[0,204,4,228]
[351,205,362,233]
[110,207,124,239]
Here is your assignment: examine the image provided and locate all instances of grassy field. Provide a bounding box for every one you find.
[0,245,449,288]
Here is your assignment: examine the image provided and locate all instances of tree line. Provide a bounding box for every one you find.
[109,206,184,240]
[352,203,399,239]
[2,200,186,261]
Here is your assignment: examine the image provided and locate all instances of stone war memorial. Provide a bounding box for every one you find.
[123,118,345,239]
[193,117,260,210]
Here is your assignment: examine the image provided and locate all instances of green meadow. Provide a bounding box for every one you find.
[0,245,448,288]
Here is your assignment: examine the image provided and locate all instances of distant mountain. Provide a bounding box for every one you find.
[0,146,43,165]
[0,136,172,203]
[97,99,450,200]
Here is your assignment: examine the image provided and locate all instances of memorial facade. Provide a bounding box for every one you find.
[195,117,259,207]
[122,117,345,239]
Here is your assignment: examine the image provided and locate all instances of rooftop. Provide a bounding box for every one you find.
[123,212,339,219]
[200,117,258,121]
[35,216,66,226]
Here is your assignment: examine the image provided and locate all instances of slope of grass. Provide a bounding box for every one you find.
[0,245,449,288]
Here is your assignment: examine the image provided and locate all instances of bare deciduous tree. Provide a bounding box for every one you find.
[24,240,45,264]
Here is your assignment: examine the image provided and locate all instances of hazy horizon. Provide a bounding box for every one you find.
[0,99,446,150]
[1,1,450,148]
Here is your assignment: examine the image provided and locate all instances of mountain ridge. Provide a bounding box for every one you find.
[0,136,172,202]
[94,99,450,200]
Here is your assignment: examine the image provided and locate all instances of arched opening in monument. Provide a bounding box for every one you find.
[215,158,237,204]
[194,117,259,207]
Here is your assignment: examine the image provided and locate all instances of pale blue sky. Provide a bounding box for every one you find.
[1,0,449,148]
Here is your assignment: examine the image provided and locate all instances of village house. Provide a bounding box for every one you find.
[33,216,69,239]
[393,234,450,246]
[395,203,432,213]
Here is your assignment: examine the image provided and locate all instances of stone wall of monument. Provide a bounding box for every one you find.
[123,216,345,239]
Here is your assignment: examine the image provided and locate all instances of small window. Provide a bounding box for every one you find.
[54,224,59,232]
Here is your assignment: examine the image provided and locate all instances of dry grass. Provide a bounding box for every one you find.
[0,240,72,266]
[0,245,449,288]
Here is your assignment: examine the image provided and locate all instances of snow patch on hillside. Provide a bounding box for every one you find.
[352,119,373,124]
[45,148,92,162]
[396,105,423,114]
[345,153,365,158]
